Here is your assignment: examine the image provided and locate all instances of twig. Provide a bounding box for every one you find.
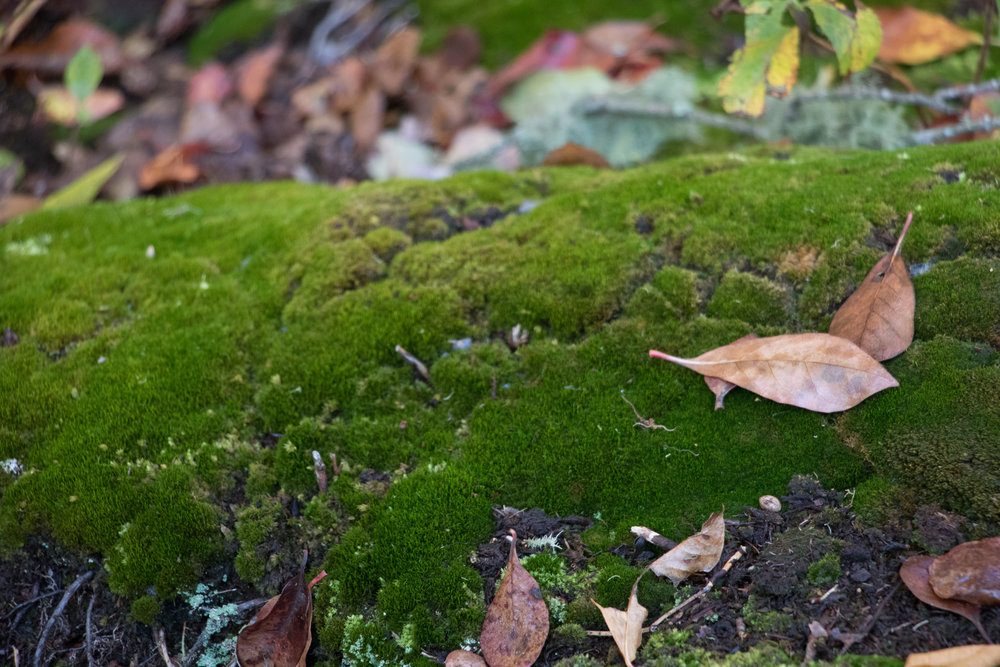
[630,525,678,551]
[932,77,1000,101]
[155,627,178,667]
[33,570,93,667]
[1,590,62,620]
[395,345,431,384]
[650,545,747,629]
[837,581,900,656]
[974,0,994,84]
[620,394,676,432]
[579,98,768,139]
[313,450,327,493]
[910,115,1000,144]
[85,595,96,667]
[803,621,828,666]
[790,86,961,114]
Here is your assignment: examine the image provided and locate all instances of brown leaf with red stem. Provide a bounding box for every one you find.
[829,212,915,361]
[703,334,758,410]
[650,333,897,413]
[237,552,324,667]
[929,537,1000,607]
[480,529,549,667]
[899,555,992,643]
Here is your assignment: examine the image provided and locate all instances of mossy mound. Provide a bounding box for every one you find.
[2,142,999,661]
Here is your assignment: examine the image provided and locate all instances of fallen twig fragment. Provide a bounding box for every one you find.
[33,570,94,667]
[630,525,678,551]
[395,344,431,384]
[313,450,327,493]
[650,545,747,628]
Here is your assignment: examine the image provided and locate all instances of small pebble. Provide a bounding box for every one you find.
[759,495,782,512]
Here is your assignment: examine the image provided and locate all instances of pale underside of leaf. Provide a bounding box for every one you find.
[592,573,648,667]
[652,333,897,413]
[904,644,1000,667]
[829,213,914,361]
[650,511,725,584]
[899,555,990,643]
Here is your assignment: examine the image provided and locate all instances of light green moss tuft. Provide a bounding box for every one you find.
[707,270,793,328]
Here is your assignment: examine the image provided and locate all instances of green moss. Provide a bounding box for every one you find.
[130,595,161,625]
[652,266,701,319]
[740,595,793,634]
[234,500,282,585]
[706,270,793,328]
[914,257,1000,346]
[807,553,842,587]
[363,227,412,263]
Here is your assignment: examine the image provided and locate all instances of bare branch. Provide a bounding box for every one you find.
[34,571,94,667]
[911,115,1000,144]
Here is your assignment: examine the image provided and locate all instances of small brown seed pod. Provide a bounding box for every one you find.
[759,495,781,512]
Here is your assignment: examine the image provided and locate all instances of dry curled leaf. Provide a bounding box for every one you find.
[929,537,1000,607]
[237,45,283,108]
[0,18,124,74]
[650,333,897,413]
[703,334,758,410]
[650,510,725,584]
[592,572,648,666]
[899,555,991,643]
[829,212,915,361]
[875,7,982,65]
[139,143,208,190]
[446,650,488,667]
[904,644,1000,667]
[236,554,323,667]
[373,27,421,96]
[542,143,611,168]
[480,530,549,667]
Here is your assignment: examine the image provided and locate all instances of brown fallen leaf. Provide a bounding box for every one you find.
[373,27,421,96]
[35,86,124,126]
[237,45,283,108]
[139,143,209,190]
[900,555,991,643]
[0,194,42,225]
[649,333,897,413]
[542,143,611,168]
[187,62,232,106]
[592,571,648,666]
[650,510,725,584]
[875,7,982,65]
[0,18,124,74]
[703,334,758,410]
[237,552,323,667]
[446,649,488,667]
[829,212,915,361]
[480,529,549,667]
[350,85,386,152]
[904,644,1000,667]
[929,537,1000,607]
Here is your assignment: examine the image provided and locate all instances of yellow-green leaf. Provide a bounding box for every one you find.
[43,153,124,210]
[718,8,789,115]
[766,26,800,95]
[850,4,882,72]
[806,0,856,74]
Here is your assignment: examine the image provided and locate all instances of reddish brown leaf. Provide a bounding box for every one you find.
[900,555,991,643]
[373,27,421,96]
[929,537,1000,607]
[187,62,232,106]
[0,18,124,74]
[650,511,725,584]
[904,644,1000,667]
[875,7,981,65]
[446,650,488,667]
[591,572,648,666]
[703,334,758,410]
[35,86,124,126]
[237,554,318,667]
[829,212,915,361]
[542,143,610,168]
[0,194,42,225]
[480,529,549,667]
[237,45,283,108]
[649,333,897,413]
[139,143,208,190]
[439,27,482,71]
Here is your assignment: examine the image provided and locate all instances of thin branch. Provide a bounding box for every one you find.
[790,86,961,114]
[932,77,1000,101]
[180,598,269,667]
[1,590,62,620]
[86,595,96,667]
[579,98,768,139]
[33,570,94,667]
[650,545,747,628]
[910,115,1000,144]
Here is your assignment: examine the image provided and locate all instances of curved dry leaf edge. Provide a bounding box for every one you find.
[899,555,992,644]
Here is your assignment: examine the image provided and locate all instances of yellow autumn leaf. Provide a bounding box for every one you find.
[850,3,882,72]
[766,26,799,95]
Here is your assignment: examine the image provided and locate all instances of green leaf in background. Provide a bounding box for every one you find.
[42,153,124,210]
[65,46,103,105]
[806,0,881,75]
[718,4,792,115]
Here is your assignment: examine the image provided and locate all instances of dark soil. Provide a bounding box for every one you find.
[3,475,997,665]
